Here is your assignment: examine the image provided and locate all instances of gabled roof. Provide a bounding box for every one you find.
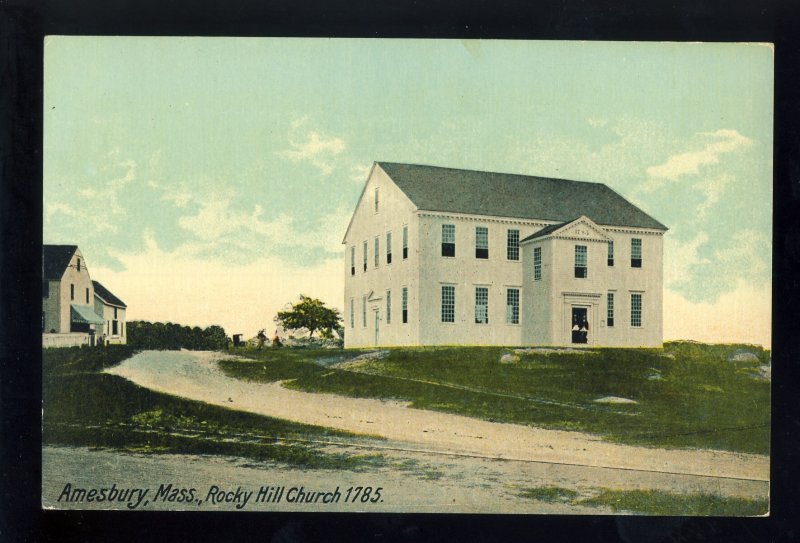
[92,280,127,308]
[42,245,78,280]
[376,162,667,230]
[520,216,611,243]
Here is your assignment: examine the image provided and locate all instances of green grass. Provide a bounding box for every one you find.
[578,489,769,516]
[518,486,579,503]
[43,346,385,470]
[220,342,770,454]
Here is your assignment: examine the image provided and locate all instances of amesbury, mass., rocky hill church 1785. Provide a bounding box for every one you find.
[342,162,668,349]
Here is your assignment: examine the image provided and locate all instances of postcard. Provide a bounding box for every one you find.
[42,37,771,514]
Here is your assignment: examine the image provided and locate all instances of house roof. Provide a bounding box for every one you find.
[42,245,78,280]
[377,162,667,230]
[92,280,127,308]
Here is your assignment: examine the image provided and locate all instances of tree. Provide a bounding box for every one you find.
[275,295,342,339]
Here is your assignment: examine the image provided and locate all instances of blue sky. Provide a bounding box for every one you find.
[43,38,773,345]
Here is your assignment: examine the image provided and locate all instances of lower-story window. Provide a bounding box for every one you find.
[362,296,367,327]
[631,293,642,327]
[475,287,488,324]
[607,292,615,327]
[506,288,520,324]
[350,298,354,328]
[112,320,118,335]
[441,285,455,323]
[386,290,392,324]
[402,287,408,324]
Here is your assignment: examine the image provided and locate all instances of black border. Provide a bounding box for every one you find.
[2,1,798,541]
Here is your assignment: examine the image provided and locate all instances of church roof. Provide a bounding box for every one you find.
[377,162,667,230]
[42,244,78,280]
[92,280,127,308]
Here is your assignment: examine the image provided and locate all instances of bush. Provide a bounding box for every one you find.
[127,321,228,351]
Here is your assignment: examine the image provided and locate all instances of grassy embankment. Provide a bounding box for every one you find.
[220,341,770,454]
[43,346,384,469]
[517,486,769,516]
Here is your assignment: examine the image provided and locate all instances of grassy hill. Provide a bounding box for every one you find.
[221,342,770,455]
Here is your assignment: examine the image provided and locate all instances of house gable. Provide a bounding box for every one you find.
[520,216,612,244]
[43,244,79,280]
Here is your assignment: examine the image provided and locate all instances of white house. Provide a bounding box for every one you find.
[342,162,667,348]
[42,245,127,348]
[93,280,127,345]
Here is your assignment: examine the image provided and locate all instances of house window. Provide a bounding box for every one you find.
[533,247,542,281]
[608,241,614,267]
[42,281,49,298]
[631,293,642,327]
[574,245,588,278]
[475,227,489,259]
[506,288,520,325]
[475,287,489,324]
[374,236,380,268]
[77,258,81,272]
[362,241,368,272]
[402,287,408,323]
[507,229,520,261]
[121,322,125,337]
[386,290,391,324]
[441,285,455,323]
[607,292,615,327]
[86,288,89,304]
[350,299,354,328]
[386,232,392,264]
[402,225,408,259]
[42,311,45,332]
[70,283,74,301]
[631,239,642,268]
[112,320,118,335]
[442,224,455,257]
[350,246,355,276]
[114,307,118,319]
[362,296,367,327]
[374,187,379,212]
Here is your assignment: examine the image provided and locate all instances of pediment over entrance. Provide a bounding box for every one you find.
[522,216,611,243]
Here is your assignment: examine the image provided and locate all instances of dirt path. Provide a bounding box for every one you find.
[105,350,769,482]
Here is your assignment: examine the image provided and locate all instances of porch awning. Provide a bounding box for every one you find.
[70,304,106,325]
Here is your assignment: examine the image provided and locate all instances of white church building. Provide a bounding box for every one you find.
[342,162,667,348]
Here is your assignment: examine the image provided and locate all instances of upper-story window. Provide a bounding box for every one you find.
[631,238,642,268]
[114,307,118,319]
[574,245,588,278]
[374,187,379,212]
[441,285,455,323]
[77,258,81,272]
[507,229,520,261]
[442,224,455,257]
[386,232,392,264]
[70,283,75,301]
[362,241,368,272]
[533,247,542,281]
[608,241,614,267]
[374,236,380,268]
[475,287,489,324]
[350,246,355,276]
[402,225,408,259]
[86,288,89,304]
[475,227,489,259]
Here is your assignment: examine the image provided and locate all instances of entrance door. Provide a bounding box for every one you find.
[374,310,380,346]
[571,307,589,344]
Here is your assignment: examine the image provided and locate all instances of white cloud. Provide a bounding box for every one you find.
[643,129,752,190]
[79,187,96,198]
[93,237,344,339]
[694,173,733,218]
[161,185,193,208]
[714,229,771,281]
[349,163,372,183]
[664,232,710,287]
[277,123,346,175]
[587,117,608,128]
[664,280,771,348]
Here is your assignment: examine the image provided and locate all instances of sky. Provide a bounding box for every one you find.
[43,38,773,346]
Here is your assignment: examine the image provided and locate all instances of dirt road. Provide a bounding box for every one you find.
[105,350,768,482]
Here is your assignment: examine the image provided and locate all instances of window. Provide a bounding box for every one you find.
[362,296,367,327]
[42,281,49,298]
[507,229,520,260]
[70,283,74,301]
[350,299,354,328]
[442,224,455,257]
[402,287,408,323]
[350,246,355,276]
[506,288,520,324]
[441,285,455,323]
[533,247,542,281]
[362,241,368,272]
[607,241,614,267]
[112,320,118,335]
[374,236,380,268]
[114,307,118,319]
[475,287,489,324]
[77,258,81,272]
[86,288,90,304]
[374,187,379,212]
[121,322,125,337]
[42,311,45,332]
[631,239,642,268]
[475,226,489,259]
[631,293,642,327]
[386,232,392,264]
[402,225,408,259]
[574,245,588,278]
[607,292,615,327]
[386,290,392,324]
